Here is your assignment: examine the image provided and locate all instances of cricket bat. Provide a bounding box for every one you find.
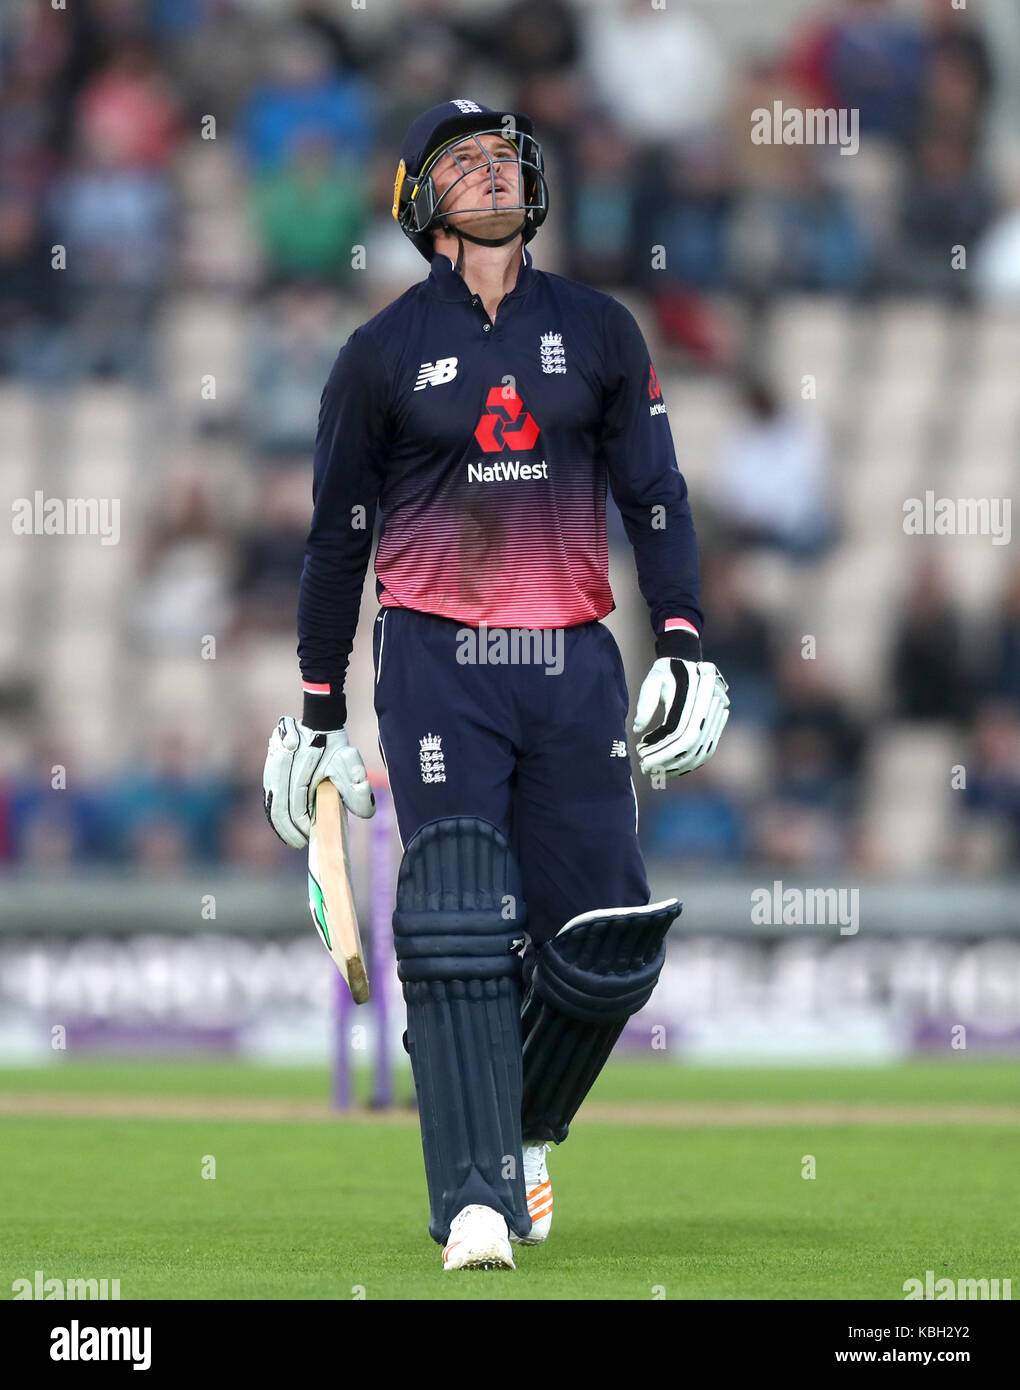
[307,779,370,1004]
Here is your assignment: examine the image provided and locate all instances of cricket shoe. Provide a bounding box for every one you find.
[510,1142,552,1245]
[442,1205,515,1271]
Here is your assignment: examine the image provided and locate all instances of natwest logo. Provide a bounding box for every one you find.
[474,386,540,452]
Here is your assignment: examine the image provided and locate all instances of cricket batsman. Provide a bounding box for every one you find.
[263,100,730,1270]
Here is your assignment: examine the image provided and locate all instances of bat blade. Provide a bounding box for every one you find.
[307,780,369,1004]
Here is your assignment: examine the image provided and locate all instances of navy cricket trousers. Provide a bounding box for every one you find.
[372,607,650,945]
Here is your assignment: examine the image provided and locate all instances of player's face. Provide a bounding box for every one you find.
[429,132,524,236]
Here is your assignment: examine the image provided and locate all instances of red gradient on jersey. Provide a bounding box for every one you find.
[375,460,611,628]
[648,364,662,401]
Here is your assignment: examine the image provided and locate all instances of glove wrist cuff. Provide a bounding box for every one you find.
[302,690,347,730]
[655,629,702,663]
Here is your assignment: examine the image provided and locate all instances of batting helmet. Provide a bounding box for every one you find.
[392,98,548,262]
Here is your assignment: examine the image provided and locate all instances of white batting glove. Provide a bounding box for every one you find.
[633,657,730,777]
[263,716,375,849]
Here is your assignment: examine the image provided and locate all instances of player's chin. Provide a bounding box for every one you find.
[446,206,522,237]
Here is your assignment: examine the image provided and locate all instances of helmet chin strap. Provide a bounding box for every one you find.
[445,220,528,275]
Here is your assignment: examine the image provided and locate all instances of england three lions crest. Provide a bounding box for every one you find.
[419,732,446,784]
[540,333,566,374]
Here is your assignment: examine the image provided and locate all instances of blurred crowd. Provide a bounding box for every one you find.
[1,0,1018,876]
[2,0,1016,382]
[645,549,1020,870]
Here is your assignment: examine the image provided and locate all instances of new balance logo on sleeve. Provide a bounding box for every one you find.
[414,357,458,390]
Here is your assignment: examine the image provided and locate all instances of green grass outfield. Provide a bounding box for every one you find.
[1,1057,1017,1300]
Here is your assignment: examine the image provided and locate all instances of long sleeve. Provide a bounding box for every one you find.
[600,299,704,643]
[297,327,389,728]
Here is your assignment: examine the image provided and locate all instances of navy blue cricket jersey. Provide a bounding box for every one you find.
[297,246,703,724]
